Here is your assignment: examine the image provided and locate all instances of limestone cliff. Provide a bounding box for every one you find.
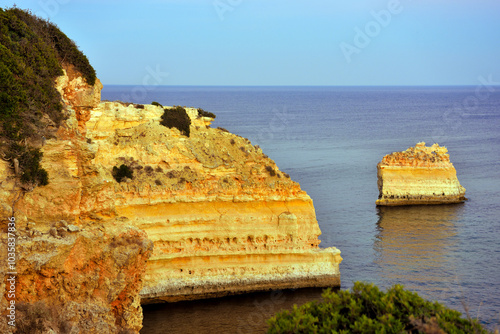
[0,67,153,333]
[376,142,466,206]
[1,66,341,333]
[85,100,342,303]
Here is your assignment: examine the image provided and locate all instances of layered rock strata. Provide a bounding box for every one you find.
[1,65,341,332]
[0,67,153,333]
[376,142,466,206]
[85,101,342,303]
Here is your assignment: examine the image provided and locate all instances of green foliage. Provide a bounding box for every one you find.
[267,282,490,334]
[197,108,216,119]
[112,164,134,183]
[160,106,191,137]
[12,144,49,186]
[0,7,97,187]
[151,101,163,108]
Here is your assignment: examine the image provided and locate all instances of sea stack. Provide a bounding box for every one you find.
[376,142,466,206]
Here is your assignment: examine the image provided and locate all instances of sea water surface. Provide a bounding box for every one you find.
[102,86,500,333]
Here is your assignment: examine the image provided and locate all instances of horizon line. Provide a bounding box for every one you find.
[101,84,498,88]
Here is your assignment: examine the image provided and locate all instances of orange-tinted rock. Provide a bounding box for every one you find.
[0,221,153,333]
[84,101,342,303]
[1,66,341,331]
[376,142,466,206]
[0,71,152,333]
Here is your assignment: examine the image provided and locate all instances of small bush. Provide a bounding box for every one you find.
[112,164,133,183]
[144,165,154,174]
[265,166,276,177]
[155,179,162,186]
[267,282,489,334]
[152,101,163,108]
[160,106,191,137]
[217,127,229,133]
[197,108,216,119]
[230,139,235,145]
[8,143,48,186]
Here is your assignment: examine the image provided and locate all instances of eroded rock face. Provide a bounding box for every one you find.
[0,71,153,333]
[0,222,153,333]
[84,101,342,303]
[0,68,341,332]
[55,64,103,135]
[376,142,466,206]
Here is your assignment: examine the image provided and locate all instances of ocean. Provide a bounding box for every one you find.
[101,85,500,333]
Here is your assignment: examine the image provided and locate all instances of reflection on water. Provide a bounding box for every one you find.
[141,288,332,334]
[375,204,464,302]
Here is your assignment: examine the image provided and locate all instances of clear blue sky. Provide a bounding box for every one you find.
[5,0,500,86]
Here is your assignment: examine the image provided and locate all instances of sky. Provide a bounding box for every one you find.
[3,0,500,86]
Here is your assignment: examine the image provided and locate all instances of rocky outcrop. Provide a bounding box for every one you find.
[376,142,466,206]
[0,69,152,333]
[84,101,342,303]
[1,65,341,332]
[0,222,153,333]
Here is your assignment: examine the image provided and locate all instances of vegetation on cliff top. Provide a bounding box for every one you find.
[267,282,490,334]
[197,107,216,119]
[160,106,191,137]
[0,6,96,187]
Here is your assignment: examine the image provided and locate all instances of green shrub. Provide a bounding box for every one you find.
[112,164,134,183]
[267,282,489,334]
[160,106,191,137]
[0,7,97,187]
[151,101,163,108]
[197,108,216,119]
[18,146,49,186]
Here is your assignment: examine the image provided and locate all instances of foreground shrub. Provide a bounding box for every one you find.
[267,282,489,334]
[112,164,133,183]
[160,106,191,137]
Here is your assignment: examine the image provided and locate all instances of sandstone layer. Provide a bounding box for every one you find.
[0,68,153,333]
[376,142,466,206]
[85,101,342,303]
[1,65,341,332]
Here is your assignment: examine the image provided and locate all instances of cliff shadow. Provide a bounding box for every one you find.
[374,204,465,301]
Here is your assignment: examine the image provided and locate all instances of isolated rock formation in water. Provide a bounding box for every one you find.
[376,142,466,206]
[1,8,341,333]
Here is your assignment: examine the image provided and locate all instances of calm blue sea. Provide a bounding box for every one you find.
[102,85,500,333]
